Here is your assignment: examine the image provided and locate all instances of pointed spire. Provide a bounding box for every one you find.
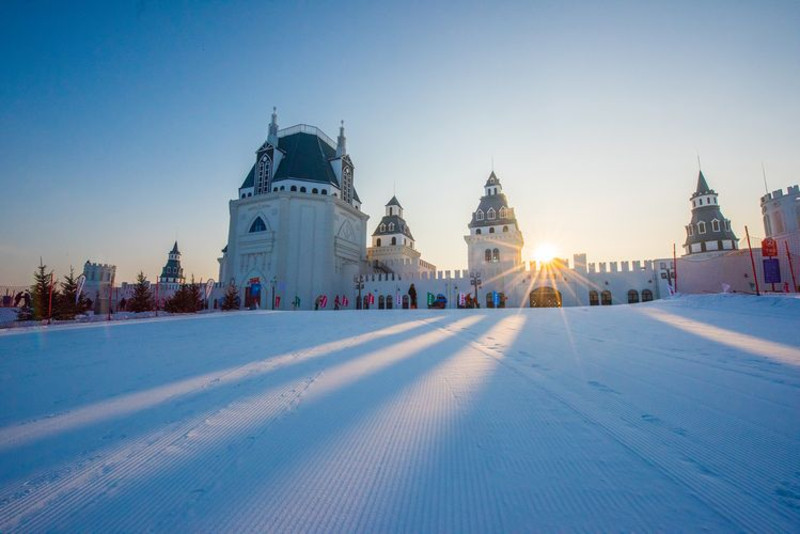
[695,170,710,195]
[268,106,279,145]
[386,195,402,208]
[171,241,180,254]
[336,119,347,157]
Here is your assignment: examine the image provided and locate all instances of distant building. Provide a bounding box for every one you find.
[159,241,185,291]
[367,196,436,277]
[82,260,116,314]
[683,171,738,256]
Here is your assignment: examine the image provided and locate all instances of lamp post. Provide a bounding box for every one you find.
[454,284,458,308]
[470,272,482,307]
[354,275,365,310]
[270,276,277,310]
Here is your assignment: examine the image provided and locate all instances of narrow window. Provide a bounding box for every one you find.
[712,220,720,232]
[300,187,307,193]
[698,221,706,234]
[380,224,386,232]
[485,249,491,262]
[312,188,318,194]
[476,210,484,221]
[487,208,496,220]
[699,198,703,206]
[642,289,653,302]
[476,229,482,235]
[489,227,495,233]
[601,290,612,305]
[627,290,639,304]
[290,186,297,191]
[389,222,395,231]
[589,290,599,306]
[392,237,397,245]
[377,238,381,247]
[493,248,500,262]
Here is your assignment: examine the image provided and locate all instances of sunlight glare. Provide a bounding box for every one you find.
[532,243,558,264]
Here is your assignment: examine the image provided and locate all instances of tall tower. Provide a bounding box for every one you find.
[367,196,436,275]
[464,172,524,303]
[683,171,738,256]
[159,241,185,284]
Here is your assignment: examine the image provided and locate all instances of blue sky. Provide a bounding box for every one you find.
[2,0,799,285]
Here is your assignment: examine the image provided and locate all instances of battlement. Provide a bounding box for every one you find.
[761,185,800,204]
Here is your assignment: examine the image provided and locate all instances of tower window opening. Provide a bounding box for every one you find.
[485,249,492,262]
[476,229,482,235]
[476,210,484,221]
[698,221,706,234]
[291,186,297,191]
[493,248,500,262]
[300,187,307,193]
[392,237,397,245]
[489,227,495,233]
[312,188,318,194]
[712,219,720,232]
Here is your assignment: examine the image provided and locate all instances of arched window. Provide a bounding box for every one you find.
[389,222,395,231]
[312,188,318,194]
[249,217,267,233]
[699,198,703,206]
[485,249,492,262]
[241,194,246,199]
[601,290,612,305]
[386,295,393,309]
[487,208,496,220]
[642,289,653,302]
[273,187,278,192]
[489,227,495,233]
[321,189,328,195]
[476,210,484,221]
[392,237,397,245]
[589,290,599,306]
[493,248,500,262]
[300,187,307,193]
[280,186,285,191]
[476,229,482,235]
[486,292,495,308]
[712,219,720,232]
[290,185,297,191]
[725,219,731,231]
[503,226,508,232]
[376,238,382,247]
[380,224,386,232]
[627,290,639,304]
[378,295,385,309]
[687,225,694,236]
[698,221,706,234]
[499,207,507,219]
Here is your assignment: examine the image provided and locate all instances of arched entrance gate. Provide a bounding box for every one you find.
[529,287,562,308]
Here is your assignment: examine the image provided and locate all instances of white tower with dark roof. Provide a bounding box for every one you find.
[464,172,525,305]
[683,171,738,256]
[367,196,436,275]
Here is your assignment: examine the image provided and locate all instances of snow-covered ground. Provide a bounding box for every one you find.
[0,295,798,532]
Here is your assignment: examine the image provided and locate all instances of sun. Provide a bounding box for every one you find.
[532,243,558,264]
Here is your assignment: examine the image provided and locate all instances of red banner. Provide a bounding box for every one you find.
[762,238,778,257]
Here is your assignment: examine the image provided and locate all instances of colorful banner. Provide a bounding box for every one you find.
[427,292,434,306]
[320,295,328,308]
[342,295,349,307]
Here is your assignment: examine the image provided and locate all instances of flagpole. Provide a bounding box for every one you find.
[745,226,760,296]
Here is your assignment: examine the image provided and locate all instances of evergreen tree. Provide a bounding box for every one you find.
[128,272,154,312]
[163,282,202,313]
[54,266,86,320]
[221,284,240,311]
[187,281,203,312]
[29,260,57,321]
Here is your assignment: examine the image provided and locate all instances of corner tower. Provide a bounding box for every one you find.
[683,171,738,256]
[367,196,436,275]
[159,241,185,284]
[464,172,524,297]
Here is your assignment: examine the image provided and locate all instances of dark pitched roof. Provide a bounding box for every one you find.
[469,193,516,228]
[272,132,339,186]
[372,215,414,239]
[692,170,713,198]
[386,195,402,208]
[171,241,180,254]
[240,163,256,189]
[484,171,500,187]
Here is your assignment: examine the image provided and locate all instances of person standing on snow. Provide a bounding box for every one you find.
[408,284,417,309]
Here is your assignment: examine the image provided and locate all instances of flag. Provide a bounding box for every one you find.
[320,295,328,308]
[342,295,349,307]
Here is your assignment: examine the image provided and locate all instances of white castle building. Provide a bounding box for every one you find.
[216,113,795,310]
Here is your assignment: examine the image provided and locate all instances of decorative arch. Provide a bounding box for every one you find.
[485,249,492,262]
[337,220,357,243]
[376,238,382,247]
[627,289,639,304]
[601,290,612,305]
[487,208,496,220]
[248,216,268,233]
[493,248,500,262]
[489,227,495,233]
[642,289,653,302]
